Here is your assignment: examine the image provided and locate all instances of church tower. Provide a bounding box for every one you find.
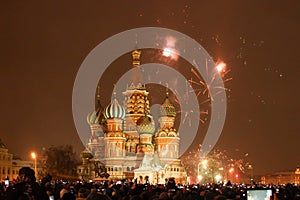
[136,114,155,154]
[154,87,186,183]
[86,86,106,160]
[104,87,126,159]
[123,50,153,155]
[155,87,180,159]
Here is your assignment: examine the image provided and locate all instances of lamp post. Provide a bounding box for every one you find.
[31,152,37,175]
[154,167,160,185]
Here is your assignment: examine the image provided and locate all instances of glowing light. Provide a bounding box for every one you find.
[235,174,239,178]
[216,61,226,73]
[215,174,222,182]
[162,36,178,60]
[31,152,36,159]
[229,167,234,173]
[31,152,37,174]
[187,176,191,184]
[163,48,174,57]
[197,175,203,181]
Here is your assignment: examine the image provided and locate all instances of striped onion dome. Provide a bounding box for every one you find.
[104,98,126,119]
[87,105,106,125]
[136,115,155,135]
[87,110,99,125]
[160,96,176,117]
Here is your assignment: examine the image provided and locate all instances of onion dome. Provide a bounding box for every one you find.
[87,110,99,125]
[87,86,107,127]
[136,115,155,135]
[87,107,106,125]
[160,90,176,117]
[80,148,93,159]
[105,96,126,119]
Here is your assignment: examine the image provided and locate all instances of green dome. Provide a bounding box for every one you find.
[136,115,155,135]
[160,97,176,117]
[80,148,93,159]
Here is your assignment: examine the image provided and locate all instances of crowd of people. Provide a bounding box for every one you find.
[1,167,300,200]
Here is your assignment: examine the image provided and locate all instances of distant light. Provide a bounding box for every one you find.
[202,159,208,165]
[202,159,208,170]
[31,152,36,159]
[162,36,179,60]
[216,61,226,73]
[197,175,203,181]
[235,174,239,178]
[229,168,234,173]
[215,174,222,181]
[163,48,173,57]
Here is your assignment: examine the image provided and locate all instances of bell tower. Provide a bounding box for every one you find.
[123,50,153,155]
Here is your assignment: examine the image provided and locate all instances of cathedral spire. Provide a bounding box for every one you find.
[160,84,176,117]
[95,85,101,110]
[132,49,141,68]
[113,84,117,99]
[129,49,143,88]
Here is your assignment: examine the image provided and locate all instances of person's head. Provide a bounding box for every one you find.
[62,192,76,200]
[18,167,36,182]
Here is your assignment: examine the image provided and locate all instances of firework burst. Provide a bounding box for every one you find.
[188,58,232,124]
[181,146,252,183]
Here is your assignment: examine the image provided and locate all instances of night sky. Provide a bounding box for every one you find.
[1,1,299,175]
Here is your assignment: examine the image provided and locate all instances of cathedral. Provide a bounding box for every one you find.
[77,50,187,184]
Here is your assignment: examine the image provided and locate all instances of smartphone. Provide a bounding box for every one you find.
[49,196,54,200]
[4,180,9,187]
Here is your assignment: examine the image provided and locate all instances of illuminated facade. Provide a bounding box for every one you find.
[0,140,36,181]
[0,140,13,180]
[261,167,300,184]
[78,50,187,184]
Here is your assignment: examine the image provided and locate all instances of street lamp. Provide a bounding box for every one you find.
[31,152,37,175]
[248,164,253,179]
[154,167,160,185]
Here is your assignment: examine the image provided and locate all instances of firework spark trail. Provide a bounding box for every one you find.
[189,59,231,124]
[190,58,232,103]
